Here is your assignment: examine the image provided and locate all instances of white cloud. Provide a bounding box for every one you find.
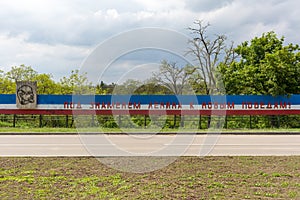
[0,33,89,80]
[194,0,300,44]
[105,9,120,19]
[185,0,234,12]
[0,0,299,83]
[133,0,186,11]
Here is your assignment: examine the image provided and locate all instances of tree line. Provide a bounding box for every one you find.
[1,20,300,129]
[0,66,105,95]
[1,20,300,96]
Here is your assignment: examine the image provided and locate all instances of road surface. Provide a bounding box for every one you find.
[0,134,299,156]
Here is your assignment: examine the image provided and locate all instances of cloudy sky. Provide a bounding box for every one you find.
[0,0,299,83]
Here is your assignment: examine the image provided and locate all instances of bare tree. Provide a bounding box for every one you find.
[187,20,236,95]
[152,60,196,95]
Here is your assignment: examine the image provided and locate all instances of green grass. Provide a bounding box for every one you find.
[0,127,77,133]
[0,126,300,133]
[0,156,299,199]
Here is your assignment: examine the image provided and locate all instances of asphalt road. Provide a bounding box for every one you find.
[0,134,299,156]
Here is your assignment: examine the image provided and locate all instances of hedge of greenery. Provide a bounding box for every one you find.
[1,114,300,129]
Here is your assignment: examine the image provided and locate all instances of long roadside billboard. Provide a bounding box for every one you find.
[0,94,299,115]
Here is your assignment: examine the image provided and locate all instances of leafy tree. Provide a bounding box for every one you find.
[33,73,59,94]
[113,79,143,94]
[6,64,38,82]
[96,82,116,94]
[113,79,172,95]
[95,81,108,94]
[59,69,94,94]
[187,69,212,94]
[0,70,15,94]
[134,81,172,94]
[0,70,4,79]
[2,65,61,94]
[219,31,300,95]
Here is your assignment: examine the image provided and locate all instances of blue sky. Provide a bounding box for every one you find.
[0,0,299,83]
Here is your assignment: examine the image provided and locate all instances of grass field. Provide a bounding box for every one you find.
[1,127,300,133]
[0,156,299,199]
